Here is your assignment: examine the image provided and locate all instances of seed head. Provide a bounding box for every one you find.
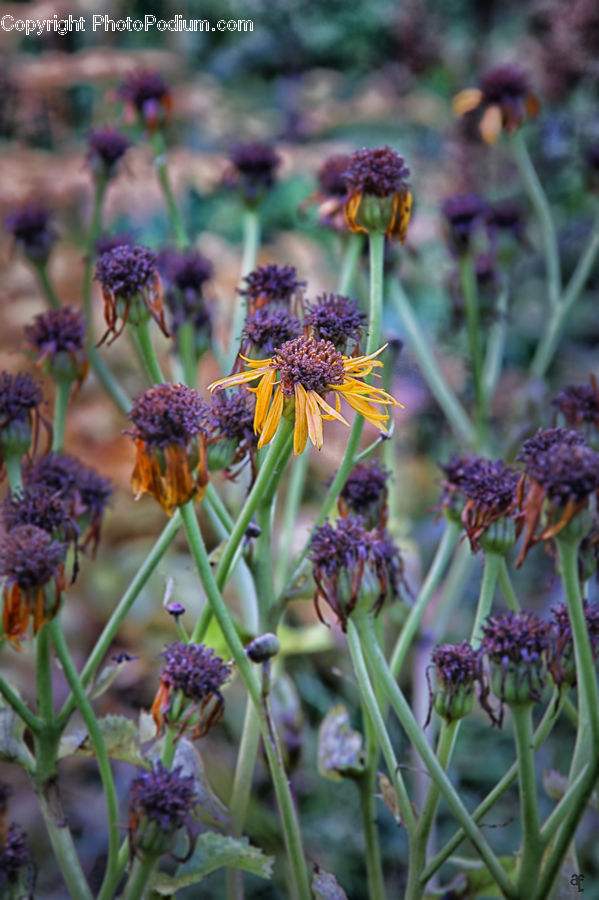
[304,294,366,353]
[0,372,42,428]
[87,127,131,179]
[344,147,410,199]
[427,641,479,725]
[95,244,168,345]
[548,600,599,689]
[317,154,351,197]
[338,460,389,529]
[5,203,56,263]
[227,141,281,205]
[24,307,88,384]
[441,193,486,256]
[240,264,306,315]
[552,379,599,433]
[0,525,66,591]
[159,642,231,703]
[243,306,302,355]
[0,823,34,896]
[129,384,208,449]
[271,336,345,397]
[128,761,197,859]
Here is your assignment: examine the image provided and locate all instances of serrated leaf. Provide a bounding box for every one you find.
[59,715,143,765]
[317,705,365,782]
[88,656,135,701]
[312,865,349,899]
[150,833,274,893]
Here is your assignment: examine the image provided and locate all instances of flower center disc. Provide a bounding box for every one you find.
[271,336,345,396]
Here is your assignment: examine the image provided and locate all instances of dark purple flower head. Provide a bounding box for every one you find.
[552,380,599,432]
[24,307,88,383]
[441,193,486,255]
[517,427,585,464]
[339,460,389,529]
[474,252,498,288]
[304,294,366,352]
[227,141,281,203]
[158,249,213,337]
[317,154,351,197]
[243,306,302,354]
[128,761,196,834]
[343,147,410,199]
[94,244,158,302]
[118,70,172,131]
[159,642,231,704]
[0,525,66,591]
[240,264,306,315]
[485,199,526,243]
[87,127,131,178]
[522,441,599,504]
[0,823,34,896]
[548,600,599,688]
[273,337,345,397]
[205,390,255,444]
[481,610,549,719]
[5,203,56,263]
[129,384,209,449]
[3,487,73,537]
[426,641,479,725]
[95,232,133,257]
[480,64,531,105]
[0,372,42,428]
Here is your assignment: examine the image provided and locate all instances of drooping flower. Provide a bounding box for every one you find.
[0,372,49,476]
[94,244,169,345]
[128,761,197,861]
[453,63,540,144]
[338,460,390,529]
[239,263,306,317]
[24,307,88,387]
[87,127,131,180]
[0,525,67,650]
[209,336,400,455]
[204,388,258,479]
[225,141,281,206]
[127,383,209,515]
[151,642,231,738]
[5,203,56,264]
[343,146,412,242]
[118,69,173,132]
[426,641,480,726]
[304,293,366,353]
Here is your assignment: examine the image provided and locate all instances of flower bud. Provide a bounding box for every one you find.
[427,641,479,725]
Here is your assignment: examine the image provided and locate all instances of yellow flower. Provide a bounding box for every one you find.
[208,336,401,455]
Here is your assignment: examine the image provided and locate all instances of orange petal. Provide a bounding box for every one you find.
[452,88,483,117]
[480,104,503,144]
[294,384,309,455]
[254,369,277,432]
[306,391,324,450]
[208,368,267,393]
[257,385,284,449]
[313,392,349,426]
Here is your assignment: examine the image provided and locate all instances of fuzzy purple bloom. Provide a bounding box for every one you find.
[228,141,281,202]
[0,372,42,427]
[243,306,302,354]
[205,390,255,445]
[480,63,531,105]
[317,154,351,197]
[522,441,599,504]
[343,146,410,198]
[441,193,486,255]
[0,525,66,590]
[159,642,231,703]
[118,70,172,131]
[24,307,87,372]
[339,460,389,528]
[158,249,213,335]
[94,244,158,301]
[304,293,366,352]
[240,264,306,311]
[0,823,35,896]
[552,381,599,431]
[128,761,196,833]
[95,233,133,257]
[129,384,209,449]
[87,127,131,178]
[5,203,56,263]
[2,488,73,536]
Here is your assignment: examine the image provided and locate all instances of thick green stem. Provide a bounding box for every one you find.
[4,453,23,492]
[459,255,485,439]
[422,690,562,882]
[228,208,261,371]
[470,552,500,649]
[275,449,309,591]
[510,130,561,310]
[390,520,461,678]
[361,624,516,898]
[129,319,166,384]
[226,697,262,900]
[498,559,520,612]
[58,514,181,725]
[38,792,93,900]
[33,260,61,308]
[337,233,364,295]
[179,502,310,900]
[530,218,599,378]
[122,851,158,900]
[151,131,189,250]
[359,709,387,900]
[511,705,542,894]
[52,377,72,452]
[390,282,476,446]
[49,619,120,895]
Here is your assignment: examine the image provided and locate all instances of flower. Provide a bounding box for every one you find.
[118,70,173,132]
[24,307,88,387]
[151,642,231,738]
[208,335,400,455]
[312,153,351,230]
[552,376,599,435]
[226,141,281,206]
[127,384,209,515]
[515,430,599,564]
[3,487,78,544]
[304,293,366,353]
[95,232,133,256]
[204,388,258,479]
[0,525,67,650]
[87,127,131,179]
[453,63,540,144]
[128,761,197,861]
[343,146,412,241]
[5,203,56,263]
[338,460,389,529]
[485,199,526,247]
[426,641,480,726]
[24,452,112,554]
[309,516,407,630]
[480,610,550,723]
[0,372,48,474]
[94,244,169,345]
[240,263,306,316]
[242,306,303,356]
[158,249,213,354]
[0,823,35,897]
[548,600,599,689]
[441,193,486,256]
[460,457,519,553]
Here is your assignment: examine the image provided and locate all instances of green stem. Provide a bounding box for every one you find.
[390,519,461,678]
[361,624,516,898]
[151,131,189,250]
[130,319,166,384]
[510,130,561,310]
[49,619,120,896]
[390,281,476,446]
[33,260,61,308]
[511,704,542,895]
[4,453,23,492]
[0,676,40,734]
[226,696,262,900]
[205,482,234,532]
[459,255,485,439]
[179,502,311,900]
[52,377,72,452]
[359,709,387,900]
[38,791,93,900]
[176,321,197,387]
[337,233,364,295]
[422,690,562,882]
[252,495,277,627]
[498,559,520,612]
[470,552,500,649]
[228,208,261,371]
[352,435,386,466]
[58,514,182,725]
[347,619,416,835]
[530,218,599,378]
[482,282,509,402]
[122,852,158,900]
[275,449,309,591]
[367,232,385,354]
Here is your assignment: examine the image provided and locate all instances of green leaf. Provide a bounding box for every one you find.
[317,705,365,782]
[59,714,143,765]
[87,655,135,701]
[150,833,274,893]
[0,691,34,770]
[277,624,334,656]
[443,856,517,899]
[312,865,349,899]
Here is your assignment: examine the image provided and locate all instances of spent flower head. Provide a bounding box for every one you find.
[94,244,169,344]
[242,306,302,356]
[204,389,258,479]
[158,249,213,353]
[304,293,366,353]
[0,823,35,898]
[118,69,173,132]
[453,63,539,144]
[24,307,88,386]
[338,460,390,529]
[226,141,281,206]
[313,153,351,230]
[87,127,131,179]
[552,377,599,436]
[426,641,480,725]
[5,203,56,264]
[343,146,412,241]
[128,761,197,860]
[0,371,48,474]
[128,384,209,515]
[240,264,306,316]
[441,193,486,256]
[548,600,599,689]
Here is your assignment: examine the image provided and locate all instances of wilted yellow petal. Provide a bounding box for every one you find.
[294,384,309,455]
[452,88,483,117]
[480,104,503,144]
[257,385,284,449]
[254,369,277,432]
[306,390,324,450]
